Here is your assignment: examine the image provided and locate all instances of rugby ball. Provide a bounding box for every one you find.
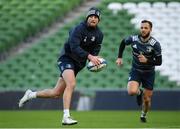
[87,57,107,72]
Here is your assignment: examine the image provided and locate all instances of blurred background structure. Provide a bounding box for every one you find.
[0,0,180,110]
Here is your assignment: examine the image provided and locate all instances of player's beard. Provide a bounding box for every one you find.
[141,32,150,39]
[88,21,98,28]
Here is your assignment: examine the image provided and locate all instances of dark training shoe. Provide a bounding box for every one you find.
[140,116,147,123]
[136,89,143,106]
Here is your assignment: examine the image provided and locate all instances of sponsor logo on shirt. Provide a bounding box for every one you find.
[133,44,137,49]
[91,36,95,41]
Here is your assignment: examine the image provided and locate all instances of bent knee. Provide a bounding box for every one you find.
[143,96,151,103]
[51,89,61,98]
[128,90,138,96]
[127,81,139,96]
[66,81,76,89]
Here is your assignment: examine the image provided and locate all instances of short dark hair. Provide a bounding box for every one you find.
[141,20,153,28]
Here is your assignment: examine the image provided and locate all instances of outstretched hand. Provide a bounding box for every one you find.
[116,58,123,66]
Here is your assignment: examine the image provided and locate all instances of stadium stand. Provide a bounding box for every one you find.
[0,0,82,54]
[0,0,180,92]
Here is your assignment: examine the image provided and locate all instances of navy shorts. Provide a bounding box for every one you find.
[57,55,85,77]
[128,68,155,90]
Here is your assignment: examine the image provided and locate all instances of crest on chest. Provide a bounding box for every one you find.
[146,46,153,53]
[83,36,96,42]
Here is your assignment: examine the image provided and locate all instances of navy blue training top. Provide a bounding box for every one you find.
[59,21,103,66]
[119,35,162,71]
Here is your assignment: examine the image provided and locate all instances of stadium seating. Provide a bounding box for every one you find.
[0,0,82,54]
[0,0,180,91]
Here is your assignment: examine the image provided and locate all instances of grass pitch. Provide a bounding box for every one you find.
[0,110,180,128]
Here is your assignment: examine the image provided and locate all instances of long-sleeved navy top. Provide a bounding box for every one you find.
[59,21,103,67]
[118,35,162,71]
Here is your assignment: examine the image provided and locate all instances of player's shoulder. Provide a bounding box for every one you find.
[127,35,139,41]
[97,26,104,36]
[149,36,161,46]
[75,21,85,30]
[70,21,85,34]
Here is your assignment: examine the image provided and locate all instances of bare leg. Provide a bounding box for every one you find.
[62,69,76,110]
[18,77,66,107]
[142,89,153,114]
[35,69,76,108]
[36,77,66,98]
[59,69,78,125]
[127,81,140,95]
[140,88,153,122]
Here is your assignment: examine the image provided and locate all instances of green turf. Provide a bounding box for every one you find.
[0,110,180,128]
